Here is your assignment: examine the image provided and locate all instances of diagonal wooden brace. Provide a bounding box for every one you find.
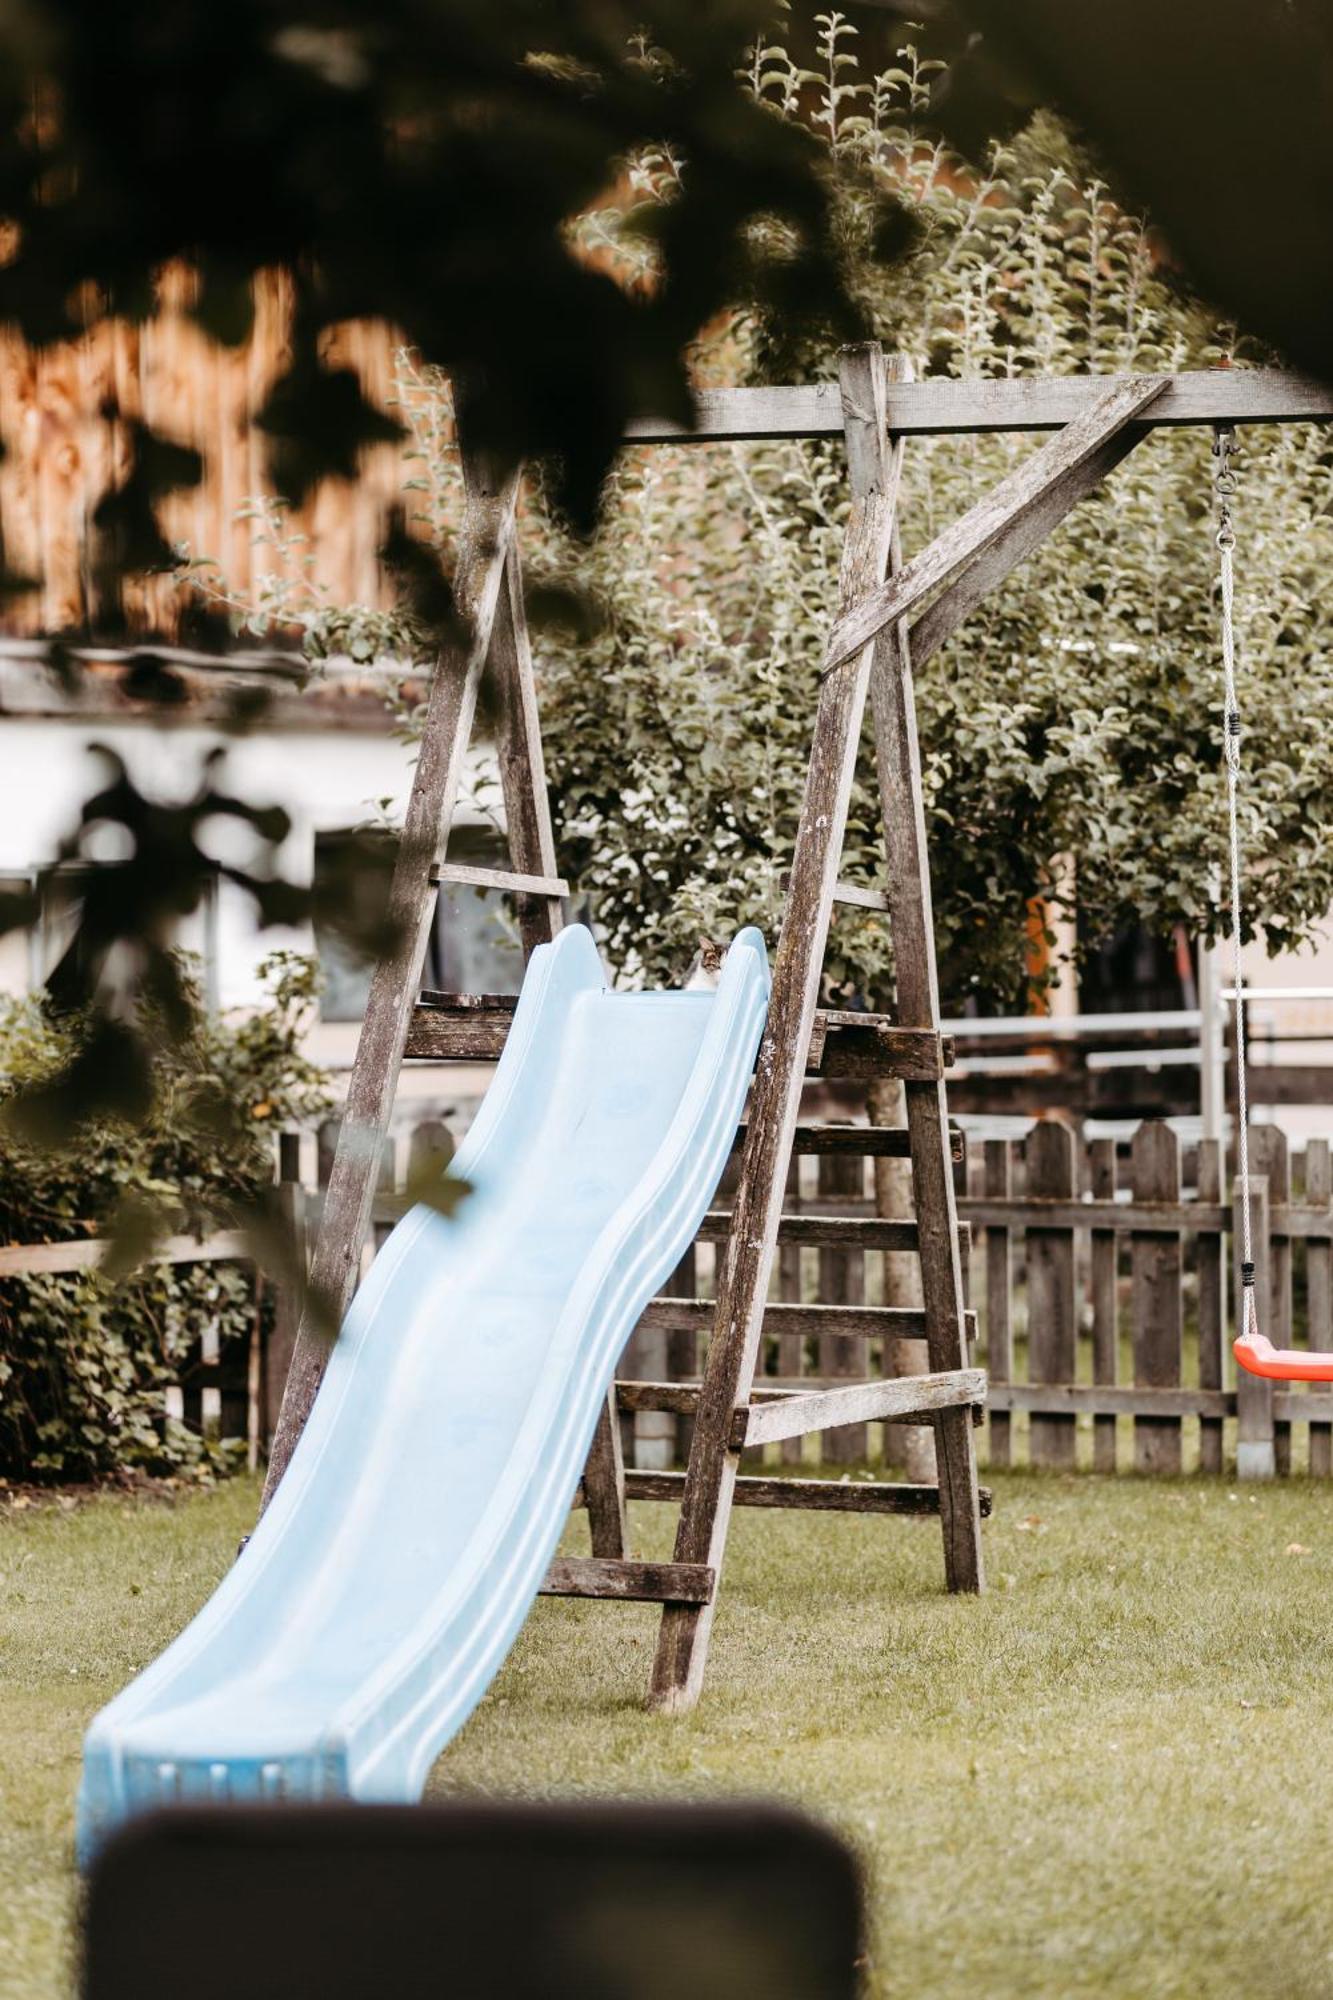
[822,373,1169,675]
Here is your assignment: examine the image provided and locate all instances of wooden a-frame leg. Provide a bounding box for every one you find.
[261,447,519,1507]
[648,346,910,1712]
[869,532,983,1593]
[583,1390,631,1558]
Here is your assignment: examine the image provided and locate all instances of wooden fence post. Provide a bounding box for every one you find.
[1026,1118,1077,1470]
[666,1244,700,1467]
[1130,1121,1183,1475]
[1250,1127,1292,1473]
[1234,1169,1273,1479]
[817,1142,867,1464]
[1089,1135,1118,1474]
[1306,1139,1333,1476]
[983,1138,1012,1469]
[1196,1136,1226,1476]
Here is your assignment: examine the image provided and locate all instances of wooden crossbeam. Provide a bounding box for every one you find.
[741,1369,987,1449]
[695,1213,971,1255]
[823,375,1170,674]
[610,1470,995,1519]
[632,1300,979,1344]
[540,1557,714,1604]
[432,861,569,898]
[623,367,1332,445]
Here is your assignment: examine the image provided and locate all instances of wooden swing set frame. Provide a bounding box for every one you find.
[261,347,1333,1713]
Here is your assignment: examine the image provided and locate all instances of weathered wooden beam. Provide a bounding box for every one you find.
[696,1212,971,1255]
[908,425,1146,666]
[616,1469,994,1518]
[824,375,1170,674]
[649,347,912,1714]
[539,1556,714,1604]
[633,1299,978,1344]
[742,1369,987,1448]
[431,860,569,899]
[260,440,520,1508]
[0,1231,249,1278]
[987,1383,1231,1419]
[810,1016,952,1081]
[623,368,1332,446]
[749,1121,962,1162]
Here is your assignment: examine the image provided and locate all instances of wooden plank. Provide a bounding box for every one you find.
[817,1144,867,1464]
[617,1468,993,1518]
[260,435,519,1508]
[1130,1122,1183,1475]
[957,1197,1228,1233]
[649,346,912,1713]
[695,1213,971,1254]
[487,529,567,959]
[1089,1136,1118,1474]
[664,1243,699,1466]
[1197,1137,1226,1476]
[989,1384,1231,1419]
[776,1155,804,1468]
[1252,1127,1292,1474]
[740,1122,960,1161]
[868,508,983,1586]
[1235,1171,1274,1478]
[811,1018,951,1081]
[405,1006,513,1061]
[582,1392,630,1560]
[539,1557,713,1604]
[0,1230,250,1277]
[1025,1120,1078,1469]
[984,1138,1013,1469]
[635,1297,978,1342]
[823,375,1170,672]
[742,1369,987,1449]
[431,860,569,899]
[910,425,1148,667]
[622,368,1333,445]
[834,881,889,912]
[264,1133,306,1447]
[1305,1140,1333,1477]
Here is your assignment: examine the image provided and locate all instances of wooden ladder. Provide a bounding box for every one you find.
[262,344,988,1715]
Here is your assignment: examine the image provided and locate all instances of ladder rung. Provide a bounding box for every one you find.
[432,861,569,898]
[539,1556,714,1604]
[607,1470,994,1520]
[634,1300,978,1344]
[743,1122,962,1162]
[810,1015,954,1082]
[696,1212,971,1255]
[781,869,888,913]
[406,997,514,1060]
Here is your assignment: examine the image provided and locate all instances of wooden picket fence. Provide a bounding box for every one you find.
[10,1112,1331,1480]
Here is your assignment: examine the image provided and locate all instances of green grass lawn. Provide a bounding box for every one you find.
[7,1471,1333,1998]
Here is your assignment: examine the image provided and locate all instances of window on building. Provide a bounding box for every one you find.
[313,824,524,1023]
[1076,918,1199,1015]
[0,864,220,1010]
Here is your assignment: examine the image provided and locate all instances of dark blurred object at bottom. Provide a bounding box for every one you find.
[82,1800,863,1999]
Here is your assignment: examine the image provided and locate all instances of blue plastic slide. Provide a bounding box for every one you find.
[78,925,769,1862]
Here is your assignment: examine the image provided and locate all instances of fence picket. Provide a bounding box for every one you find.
[1306,1139,1333,1476]
[1131,1122,1183,1475]
[1089,1136,1118,1474]
[1196,1137,1226,1476]
[818,1144,868,1463]
[1026,1120,1077,1469]
[983,1138,1012,1469]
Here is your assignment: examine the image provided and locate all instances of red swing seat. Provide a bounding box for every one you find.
[1234,1332,1333,1383]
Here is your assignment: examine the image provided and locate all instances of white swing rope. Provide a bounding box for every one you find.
[1214,423,1259,1342]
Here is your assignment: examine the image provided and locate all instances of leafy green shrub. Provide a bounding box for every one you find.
[0,955,329,1482]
